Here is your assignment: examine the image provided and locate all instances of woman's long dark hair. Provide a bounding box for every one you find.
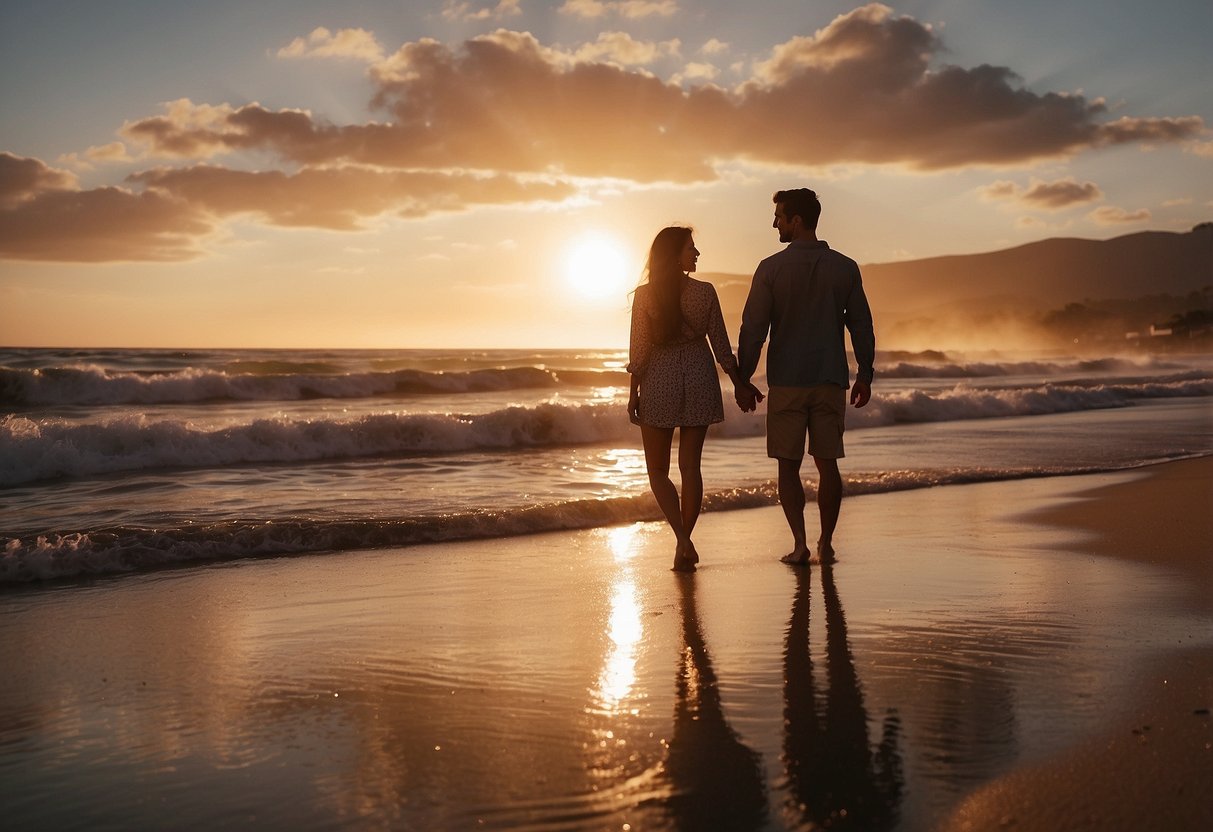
[643,226,691,344]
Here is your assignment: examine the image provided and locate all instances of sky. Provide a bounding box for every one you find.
[1,0,1210,349]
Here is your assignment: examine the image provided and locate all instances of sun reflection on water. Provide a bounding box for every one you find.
[593,525,645,712]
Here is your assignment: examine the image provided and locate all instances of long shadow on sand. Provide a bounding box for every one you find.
[660,574,769,830]
[783,563,904,829]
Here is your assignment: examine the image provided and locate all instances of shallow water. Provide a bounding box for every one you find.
[1,470,1207,831]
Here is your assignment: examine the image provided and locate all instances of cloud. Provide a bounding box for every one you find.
[277,27,384,62]
[0,153,210,261]
[1088,205,1151,225]
[56,141,135,171]
[671,61,719,85]
[558,0,678,19]
[86,141,135,163]
[1186,140,1213,159]
[117,9,1204,186]
[700,38,729,56]
[120,99,247,158]
[7,5,1207,263]
[0,146,574,261]
[572,32,680,65]
[440,0,523,23]
[129,164,575,229]
[1,152,78,208]
[129,18,1195,188]
[980,176,1102,210]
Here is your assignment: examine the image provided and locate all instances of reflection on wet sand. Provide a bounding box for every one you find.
[783,564,903,830]
[661,574,768,830]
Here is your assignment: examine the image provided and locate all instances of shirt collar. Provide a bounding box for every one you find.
[788,239,829,251]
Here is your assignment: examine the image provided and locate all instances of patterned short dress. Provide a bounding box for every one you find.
[628,278,739,428]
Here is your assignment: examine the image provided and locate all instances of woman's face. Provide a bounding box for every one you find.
[679,235,699,273]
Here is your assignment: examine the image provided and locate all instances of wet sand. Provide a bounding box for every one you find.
[1,458,1210,830]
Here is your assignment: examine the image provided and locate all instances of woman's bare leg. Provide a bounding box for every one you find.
[677,425,708,562]
[640,424,692,567]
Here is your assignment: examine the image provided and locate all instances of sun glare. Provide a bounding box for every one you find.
[565,233,632,301]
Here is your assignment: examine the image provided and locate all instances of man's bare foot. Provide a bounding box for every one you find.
[780,544,811,566]
[810,541,836,565]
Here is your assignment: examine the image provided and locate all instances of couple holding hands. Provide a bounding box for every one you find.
[627,188,876,572]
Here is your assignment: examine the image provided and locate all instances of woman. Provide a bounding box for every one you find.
[628,227,756,571]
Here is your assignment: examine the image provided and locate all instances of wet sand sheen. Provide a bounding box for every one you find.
[1,458,1210,830]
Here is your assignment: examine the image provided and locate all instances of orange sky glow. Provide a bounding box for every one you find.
[1,1,1210,348]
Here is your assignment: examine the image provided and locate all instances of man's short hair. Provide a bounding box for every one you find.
[774,189,821,231]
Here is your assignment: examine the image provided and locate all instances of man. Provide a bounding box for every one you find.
[736,188,874,565]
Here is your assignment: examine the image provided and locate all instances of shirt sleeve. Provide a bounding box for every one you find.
[845,271,876,385]
[737,269,771,384]
[626,290,652,377]
[705,285,738,375]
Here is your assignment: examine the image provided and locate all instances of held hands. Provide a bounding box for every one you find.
[734,381,764,413]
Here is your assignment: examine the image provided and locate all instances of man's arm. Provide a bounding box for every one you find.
[737,269,772,385]
[845,268,875,408]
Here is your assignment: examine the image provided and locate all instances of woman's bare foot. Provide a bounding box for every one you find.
[779,544,811,565]
[685,540,700,564]
[672,540,697,572]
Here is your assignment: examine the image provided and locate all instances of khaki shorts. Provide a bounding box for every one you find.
[766,384,846,460]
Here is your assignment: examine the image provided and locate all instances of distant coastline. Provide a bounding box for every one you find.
[705,225,1213,353]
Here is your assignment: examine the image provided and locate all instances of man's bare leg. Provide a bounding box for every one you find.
[777,457,811,564]
[813,456,842,563]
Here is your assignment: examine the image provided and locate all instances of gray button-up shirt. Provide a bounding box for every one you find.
[737,240,875,389]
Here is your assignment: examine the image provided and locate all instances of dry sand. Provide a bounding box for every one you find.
[1,458,1210,830]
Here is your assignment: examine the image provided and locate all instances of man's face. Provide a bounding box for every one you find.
[773,202,796,243]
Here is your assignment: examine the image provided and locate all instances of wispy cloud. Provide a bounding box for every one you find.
[559,0,678,19]
[440,0,523,23]
[572,31,680,65]
[671,61,719,84]
[277,27,385,62]
[980,177,1103,210]
[1185,140,1213,159]
[1088,205,1151,225]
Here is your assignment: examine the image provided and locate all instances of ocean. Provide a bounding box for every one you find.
[2,345,1210,584]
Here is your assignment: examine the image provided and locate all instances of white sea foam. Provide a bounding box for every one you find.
[0,364,595,406]
[4,376,1210,486]
[3,460,1177,583]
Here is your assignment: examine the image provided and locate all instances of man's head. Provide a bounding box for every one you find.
[772,189,821,243]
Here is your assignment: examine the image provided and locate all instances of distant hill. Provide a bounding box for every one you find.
[703,224,1213,351]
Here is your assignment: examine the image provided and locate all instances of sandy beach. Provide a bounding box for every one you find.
[2,457,1210,831]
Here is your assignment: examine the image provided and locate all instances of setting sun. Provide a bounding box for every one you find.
[565,233,633,301]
